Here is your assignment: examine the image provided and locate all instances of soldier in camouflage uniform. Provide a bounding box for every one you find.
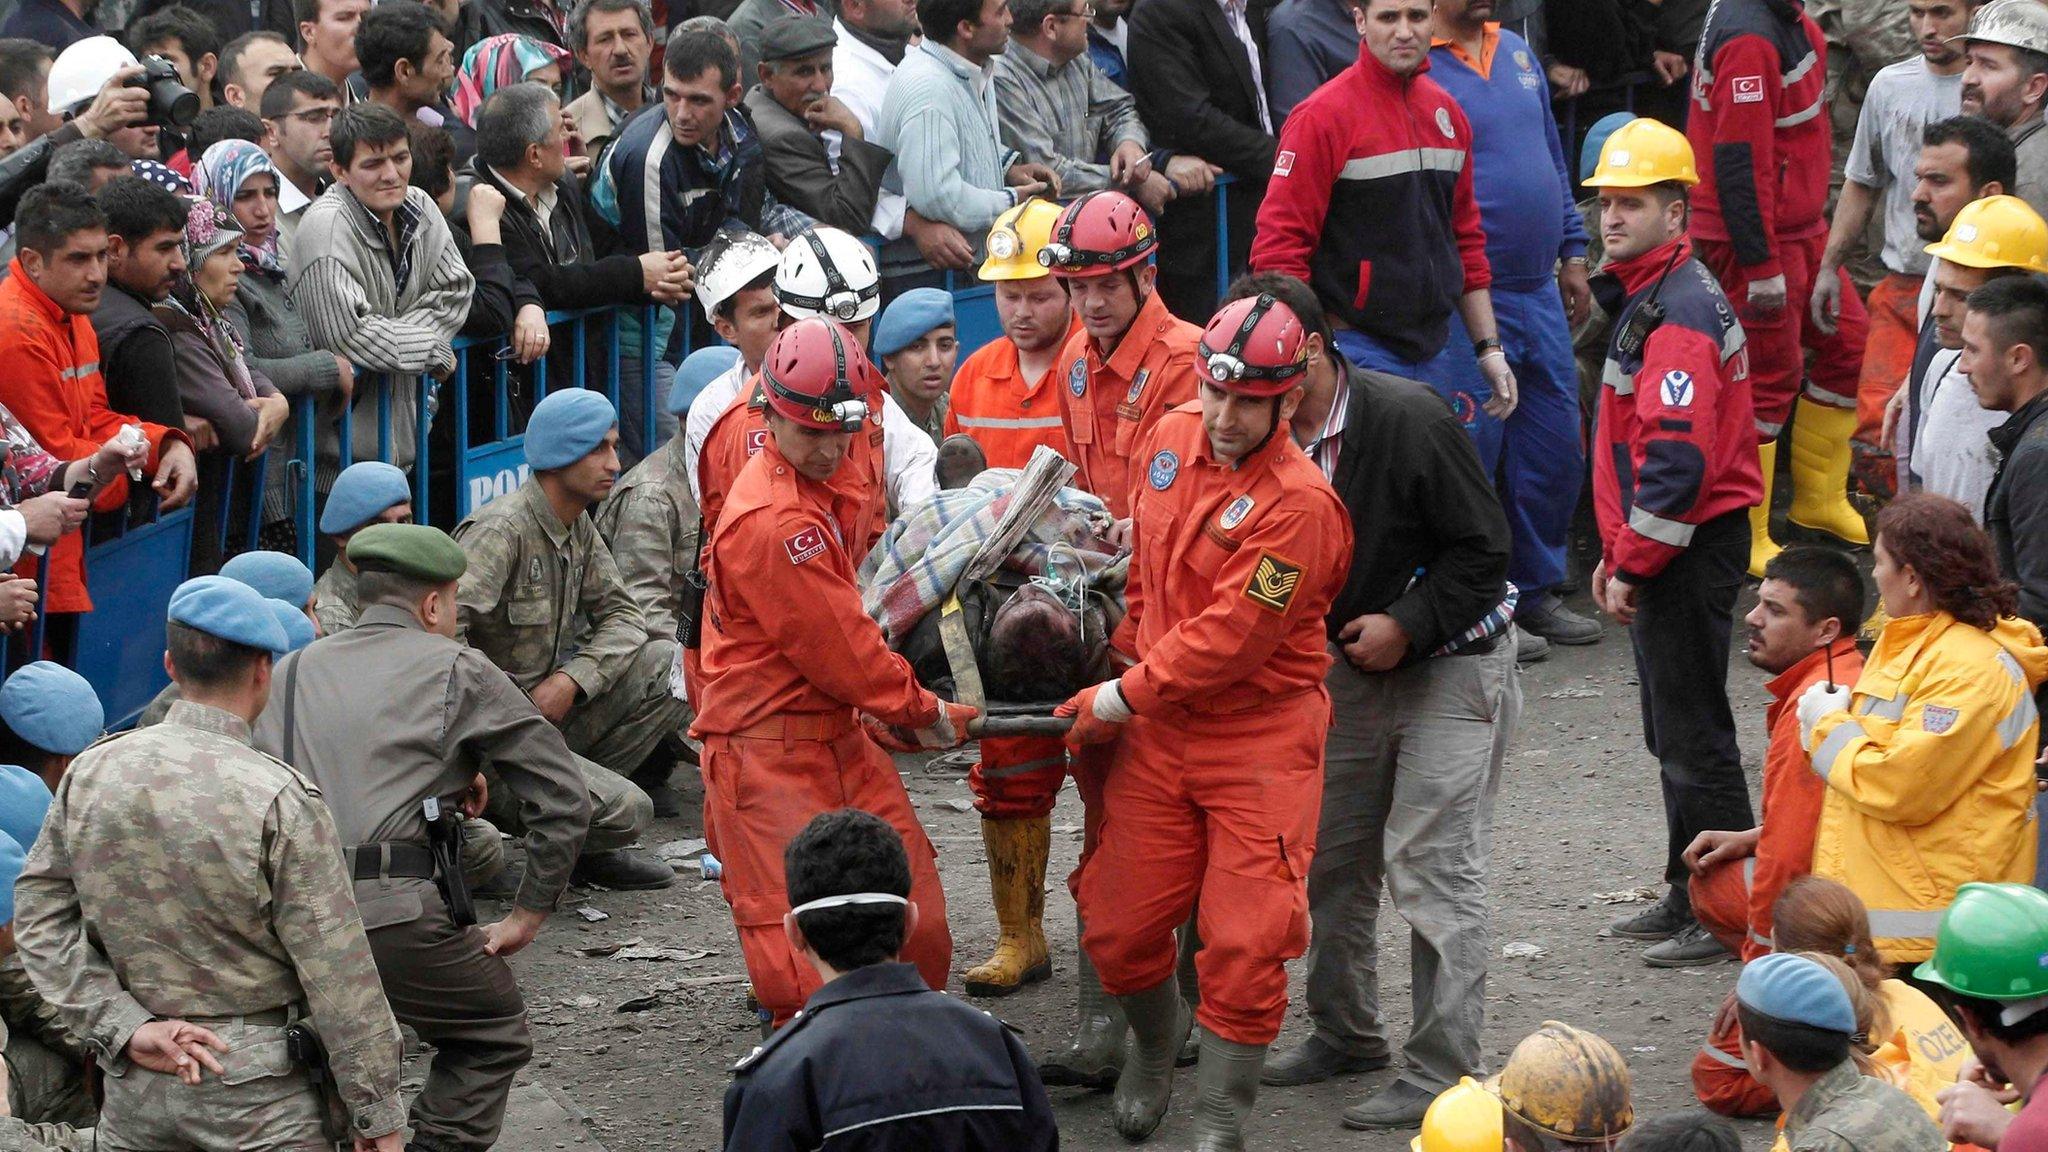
[309,461,415,636]
[13,576,406,1152]
[453,389,679,891]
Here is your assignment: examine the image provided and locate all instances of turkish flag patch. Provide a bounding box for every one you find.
[1243,551,1304,614]
[784,526,827,565]
[1274,150,1295,178]
[746,428,768,456]
[1731,76,1764,104]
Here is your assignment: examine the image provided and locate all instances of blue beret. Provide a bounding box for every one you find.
[1737,952,1856,1033]
[668,346,745,416]
[0,765,49,852]
[872,288,956,357]
[319,462,412,536]
[0,662,102,757]
[1580,112,1637,184]
[221,551,315,608]
[525,389,617,471]
[268,599,316,653]
[0,833,24,924]
[168,576,291,654]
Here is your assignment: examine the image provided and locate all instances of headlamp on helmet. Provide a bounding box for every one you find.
[1198,293,1309,395]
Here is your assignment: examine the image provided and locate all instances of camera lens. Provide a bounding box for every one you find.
[138,56,199,128]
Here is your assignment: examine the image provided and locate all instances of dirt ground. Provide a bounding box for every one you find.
[494,585,1792,1151]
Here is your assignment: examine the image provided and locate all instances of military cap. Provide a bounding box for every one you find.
[0,661,104,756]
[347,523,469,583]
[757,15,836,63]
[873,287,955,357]
[1956,0,2048,55]
[0,833,23,924]
[168,575,291,654]
[0,765,50,852]
[669,345,745,415]
[1736,952,1856,1034]
[320,461,412,536]
[221,550,316,608]
[268,599,316,653]
[524,388,617,470]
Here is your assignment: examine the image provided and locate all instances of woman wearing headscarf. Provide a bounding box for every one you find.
[195,139,355,559]
[155,195,289,573]
[453,33,574,131]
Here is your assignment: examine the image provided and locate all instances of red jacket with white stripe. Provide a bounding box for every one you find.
[1593,237,1764,582]
[1249,41,1490,363]
[1686,0,1830,278]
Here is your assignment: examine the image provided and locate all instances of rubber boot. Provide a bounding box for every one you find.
[1112,976,1192,1142]
[963,817,1053,997]
[1175,912,1201,1067]
[1039,912,1128,1089]
[1748,440,1782,580]
[1786,397,1871,545]
[1189,1028,1266,1152]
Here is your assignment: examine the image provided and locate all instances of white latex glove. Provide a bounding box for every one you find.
[1749,273,1788,314]
[1797,681,1853,752]
[1479,350,1518,418]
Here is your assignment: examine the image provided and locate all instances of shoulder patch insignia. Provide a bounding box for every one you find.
[745,427,768,456]
[1147,449,1179,490]
[1126,368,1150,405]
[1069,359,1088,397]
[1244,551,1303,614]
[1219,493,1254,530]
[1731,75,1764,104]
[1514,49,1531,69]
[1922,704,1960,735]
[527,556,544,583]
[784,526,827,565]
[1660,369,1694,408]
[1435,106,1455,139]
[1273,150,1294,178]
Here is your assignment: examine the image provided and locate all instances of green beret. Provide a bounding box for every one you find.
[347,524,467,583]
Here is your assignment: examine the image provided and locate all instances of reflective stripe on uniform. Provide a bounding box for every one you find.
[1812,719,1866,782]
[1338,149,1467,182]
[1603,358,1633,395]
[1775,97,1824,129]
[953,415,1064,430]
[1802,380,1855,408]
[1629,507,1696,547]
[1865,908,1944,940]
[1855,694,1906,722]
[59,362,99,380]
[1697,1042,1745,1069]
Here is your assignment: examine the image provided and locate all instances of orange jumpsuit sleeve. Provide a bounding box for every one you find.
[1692,992,1776,1117]
[1749,684,1829,956]
[725,507,944,728]
[1119,506,1335,715]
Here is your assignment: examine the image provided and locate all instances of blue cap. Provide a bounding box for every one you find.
[872,287,955,357]
[0,833,24,924]
[268,599,316,653]
[319,461,412,536]
[0,765,49,852]
[1736,952,1857,1033]
[220,551,315,609]
[668,346,745,416]
[0,662,103,757]
[168,576,291,654]
[1580,112,1636,184]
[524,389,617,470]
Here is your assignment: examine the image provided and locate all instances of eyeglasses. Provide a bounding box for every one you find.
[273,106,340,126]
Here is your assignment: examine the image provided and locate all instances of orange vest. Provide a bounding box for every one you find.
[944,322,1074,470]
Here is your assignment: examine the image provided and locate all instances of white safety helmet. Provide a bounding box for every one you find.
[696,229,783,324]
[47,36,139,117]
[776,226,880,324]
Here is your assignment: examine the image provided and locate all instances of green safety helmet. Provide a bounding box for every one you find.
[1914,883,2048,999]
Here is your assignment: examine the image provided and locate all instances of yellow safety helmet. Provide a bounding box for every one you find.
[1485,1021,1635,1145]
[1410,1078,1505,1152]
[1924,195,2048,272]
[1582,118,1699,189]
[979,197,1066,281]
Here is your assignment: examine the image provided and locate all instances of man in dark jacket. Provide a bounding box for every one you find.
[742,15,892,237]
[1966,274,2048,632]
[1231,272,1520,1131]
[91,177,189,439]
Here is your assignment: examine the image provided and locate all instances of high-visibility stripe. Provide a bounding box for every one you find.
[1741,856,1755,890]
[825,1104,1027,1140]
[1722,326,1746,362]
[59,362,99,380]
[1812,719,1866,782]
[1756,418,1784,437]
[1999,691,2038,751]
[1749,928,1773,949]
[1776,98,1823,128]
[1803,381,1855,408]
[1629,507,1696,547]
[1698,1042,1746,1069]
[1782,50,1819,86]
[953,414,1064,430]
[1338,148,1467,182]
[1856,694,1906,722]
[1603,358,1633,394]
[1866,908,1944,939]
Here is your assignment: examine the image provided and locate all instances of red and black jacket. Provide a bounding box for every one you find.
[1686,0,1830,278]
[1250,41,1490,363]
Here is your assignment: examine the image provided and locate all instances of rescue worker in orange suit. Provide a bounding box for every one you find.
[1034,188,1207,1088]
[691,316,979,1027]
[1060,292,1352,1149]
[1687,0,1870,574]
[1658,547,1866,971]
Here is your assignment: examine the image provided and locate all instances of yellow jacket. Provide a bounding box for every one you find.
[1807,612,2048,962]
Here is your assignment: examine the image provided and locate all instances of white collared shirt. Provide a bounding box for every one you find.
[1218,0,1272,132]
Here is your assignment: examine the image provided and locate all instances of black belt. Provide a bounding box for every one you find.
[346,842,437,881]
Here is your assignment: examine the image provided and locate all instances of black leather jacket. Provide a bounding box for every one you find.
[0,123,83,229]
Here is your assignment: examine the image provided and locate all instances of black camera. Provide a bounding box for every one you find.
[130,55,198,129]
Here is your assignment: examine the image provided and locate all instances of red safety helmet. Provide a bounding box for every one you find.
[761,317,883,432]
[1039,190,1158,278]
[1198,294,1311,396]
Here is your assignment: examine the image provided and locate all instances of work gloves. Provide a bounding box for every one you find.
[1056,680,1132,748]
[1797,681,1853,754]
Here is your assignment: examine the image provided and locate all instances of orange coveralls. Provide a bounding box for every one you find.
[690,437,951,1023]
[944,323,1075,470]
[1054,288,1202,519]
[1077,403,1352,1045]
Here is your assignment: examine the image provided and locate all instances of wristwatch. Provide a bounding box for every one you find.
[1473,336,1504,357]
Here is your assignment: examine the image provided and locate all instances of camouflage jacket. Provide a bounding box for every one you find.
[593,433,699,643]
[13,700,406,1139]
[1808,0,1915,148]
[453,478,649,696]
[0,953,80,1065]
[1785,1060,1949,1152]
[311,561,360,636]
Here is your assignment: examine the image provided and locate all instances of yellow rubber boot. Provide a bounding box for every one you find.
[1749,441,1782,580]
[963,816,1052,997]
[1786,397,1871,545]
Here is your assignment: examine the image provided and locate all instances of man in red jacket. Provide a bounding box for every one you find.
[1688,0,1869,573]
[0,183,196,634]
[1585,119,1764,953]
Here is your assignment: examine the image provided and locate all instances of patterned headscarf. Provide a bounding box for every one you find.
[451,34,573,127]
[167,199,258,402]
[193,139,287,278]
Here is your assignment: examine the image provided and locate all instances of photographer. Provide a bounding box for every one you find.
[0,61,152,230]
